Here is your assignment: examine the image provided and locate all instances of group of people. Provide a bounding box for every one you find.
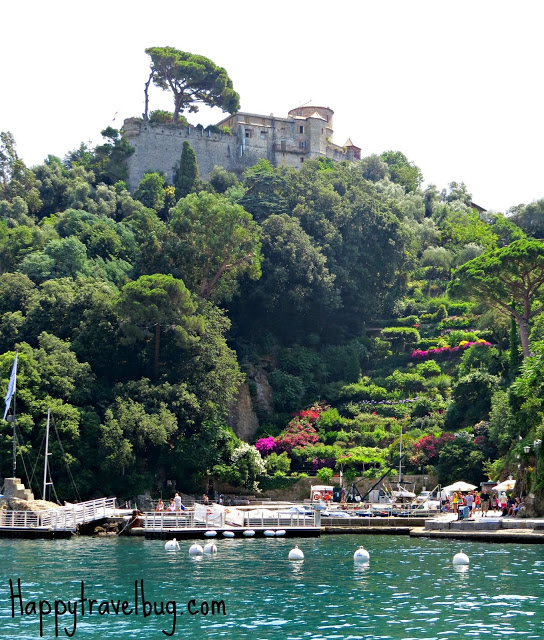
[443,488,523,517]
[155,492,186,513]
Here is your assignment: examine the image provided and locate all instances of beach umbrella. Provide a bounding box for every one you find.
[494,478,516,492]
[441,481,477,492]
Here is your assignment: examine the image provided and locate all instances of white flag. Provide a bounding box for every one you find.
[3,353,17,420]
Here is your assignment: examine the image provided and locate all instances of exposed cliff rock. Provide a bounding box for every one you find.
[228,371,274,442]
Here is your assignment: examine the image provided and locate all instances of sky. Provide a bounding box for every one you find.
[2,0,543,213]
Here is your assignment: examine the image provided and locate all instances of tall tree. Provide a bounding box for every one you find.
[449,239,544,357]
[116,274,198,378]
[174,141,199,199]
[169,192,262,301]
[145,47,240,124]
[380,150,423,193]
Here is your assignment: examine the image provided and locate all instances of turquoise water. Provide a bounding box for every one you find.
[0,534,543,639]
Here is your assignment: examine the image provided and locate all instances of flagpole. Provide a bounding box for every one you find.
[11,378,16,478]
[3,351,18,478]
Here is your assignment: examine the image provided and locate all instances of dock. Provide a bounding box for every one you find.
[0,497,121,538]
[410,513,544,543]
[139,506,321,540]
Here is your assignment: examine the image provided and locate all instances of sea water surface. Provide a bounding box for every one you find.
[0,534,543,639]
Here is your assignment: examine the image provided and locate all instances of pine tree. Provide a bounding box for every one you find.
[509,313,522,381]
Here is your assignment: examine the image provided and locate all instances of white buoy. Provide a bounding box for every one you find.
[353,546,370,563]
[275,529,286,537]
[243,529,256,537]
[288,545,304,561]
[164,538,180,551]
[203,541,217,554]
[453,551,470,566]
[189,543,203,556]
[264,530,276,537]
[223,530,235,538]
[204,530,217,537]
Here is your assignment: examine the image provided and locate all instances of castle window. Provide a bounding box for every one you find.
[299,141,306,149]
[300,157,304,163]
[245,129,252,138]
[299,125,304,134]
[260,131,267,139]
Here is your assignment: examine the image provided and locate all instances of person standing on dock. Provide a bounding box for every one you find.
[452,492,459,514]
[480,488,490,516]
[474,490,481,514]
[466,491,474,515]
[174,492,185,512]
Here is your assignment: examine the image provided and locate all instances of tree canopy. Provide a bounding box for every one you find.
[449,239,544,357]
[145,47,240,124]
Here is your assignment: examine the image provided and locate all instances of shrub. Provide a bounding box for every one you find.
[205,124,221,134]
[445,371,500,429]
[149,110,173,124]
[385,370,426,393]
[316,467,334,483]
[381,327,421,352]
[317,408,345,430]
[339,380,388,402]
[275,418,319,453]
[434,304,448,321]
[255,436,277,456]
[264,451,291,474]
[447,330,479,346]
[269,370,305,412]
[423,374,452,392]
[414,360,442,377]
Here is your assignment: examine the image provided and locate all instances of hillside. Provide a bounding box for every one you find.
[1,126,544,512]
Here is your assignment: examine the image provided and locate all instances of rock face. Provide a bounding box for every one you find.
[228,372,274,443]
[228,383,259,442]
[135,492,153,512]
[518,492,544,518]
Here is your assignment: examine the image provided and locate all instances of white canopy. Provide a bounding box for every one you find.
[441,481,477,492]
[494,479,516,492]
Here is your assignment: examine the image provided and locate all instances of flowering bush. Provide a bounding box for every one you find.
[412,432,454,463]
[293,408,321,423]
[275,418,320,453]
[411,340,491,360]
[312,457,336,470]
[254,436,277,456]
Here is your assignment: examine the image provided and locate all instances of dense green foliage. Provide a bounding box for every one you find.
[145,47,240,124]
[2,94,544,507]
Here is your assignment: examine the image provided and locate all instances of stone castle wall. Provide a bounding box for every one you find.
[124,119,239,191]
[124,108,359,191]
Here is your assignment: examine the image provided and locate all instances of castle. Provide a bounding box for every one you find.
[124,104,360,191]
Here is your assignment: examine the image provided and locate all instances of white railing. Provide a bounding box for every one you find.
[144,511,317,531]
[0,497,117,531]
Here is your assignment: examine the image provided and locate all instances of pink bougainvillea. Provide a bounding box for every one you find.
[255,436,277,456]
[275,418,320,453]
[412,432,454,464]
[411,340,491,360]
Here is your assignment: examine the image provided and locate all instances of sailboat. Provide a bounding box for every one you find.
[2,352,55,503]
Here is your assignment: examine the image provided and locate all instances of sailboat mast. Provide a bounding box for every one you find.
[43,409,51,500]
[398,423,403,483]
[11,380,16,478]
